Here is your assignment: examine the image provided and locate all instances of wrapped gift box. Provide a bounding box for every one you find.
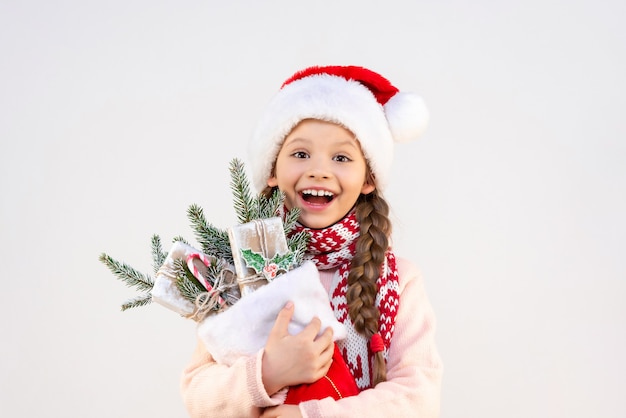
[228,217,291,296]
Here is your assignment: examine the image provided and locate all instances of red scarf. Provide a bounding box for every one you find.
[291,210,400,389]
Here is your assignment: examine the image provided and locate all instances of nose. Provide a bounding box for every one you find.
[307,169,329,180]
[306,158,331,180]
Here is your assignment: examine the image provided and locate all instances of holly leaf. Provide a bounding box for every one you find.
[270,251,296,273]
[240,248,266,274]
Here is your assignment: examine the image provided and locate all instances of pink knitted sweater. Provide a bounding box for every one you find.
[180,257,443,417]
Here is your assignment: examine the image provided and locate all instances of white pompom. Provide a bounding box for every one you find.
[384,92,430,143]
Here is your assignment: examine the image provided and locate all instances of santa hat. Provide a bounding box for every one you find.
[248,65,429,193]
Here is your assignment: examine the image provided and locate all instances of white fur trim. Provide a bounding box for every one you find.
[197,261,347,365]
[384,92,430,143]
[248,74,395,192]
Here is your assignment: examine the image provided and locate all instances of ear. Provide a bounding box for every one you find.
[361,182,375,195]
[267,175,278,187]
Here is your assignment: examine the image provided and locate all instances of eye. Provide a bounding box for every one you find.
[292,151,309,159]
[333,154,352,163]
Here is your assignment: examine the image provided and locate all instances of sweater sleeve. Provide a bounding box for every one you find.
[180,340,287,417]
[299,258,443,418]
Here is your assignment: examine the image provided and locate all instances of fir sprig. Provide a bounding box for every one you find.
[286,231,309,267]
[99,253,154,292]
[121,294,153,311]
[172,235,189,244]
[99,252,155,310]
[151,235,167,275]
[259,187,285,220]
[230,158,256,223]
[282,204,301,234]
[174,259,206,303]
[187,204,232,263]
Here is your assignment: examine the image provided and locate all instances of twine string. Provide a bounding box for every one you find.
[191,266,239,321]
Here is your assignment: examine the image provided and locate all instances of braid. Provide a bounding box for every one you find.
[346,190,392,386]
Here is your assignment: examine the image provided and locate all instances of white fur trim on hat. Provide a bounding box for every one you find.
[248,69,428,193]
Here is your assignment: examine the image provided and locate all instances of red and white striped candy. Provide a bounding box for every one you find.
[186,253,225,306]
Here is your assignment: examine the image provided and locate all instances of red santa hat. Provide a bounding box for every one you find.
[248,65,429,192]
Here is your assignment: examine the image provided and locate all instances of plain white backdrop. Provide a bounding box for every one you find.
[1,1,624,417]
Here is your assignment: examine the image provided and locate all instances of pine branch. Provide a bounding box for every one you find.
[121,294,153,311]
[287,231,310,266]
[176,263,206,303]
[99,253,154,292]
[177,280,202,304]
[258,188,284,219]
[229,158,255,223]
[283,206,302,234]
[205,257,228,280]
[186,204,232,262]
[172,235,189,244]
[151,234,167,275]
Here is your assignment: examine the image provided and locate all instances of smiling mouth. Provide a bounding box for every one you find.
[301,189,334,204]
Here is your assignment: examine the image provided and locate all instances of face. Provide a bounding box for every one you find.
[267,119,375,229]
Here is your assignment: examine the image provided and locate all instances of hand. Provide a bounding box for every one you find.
[262,301,334,395]
[261,404,303,418]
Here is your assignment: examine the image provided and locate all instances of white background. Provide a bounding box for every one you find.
[1,1,624,417]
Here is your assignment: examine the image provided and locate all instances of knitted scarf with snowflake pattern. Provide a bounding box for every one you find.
[290,209,400,390]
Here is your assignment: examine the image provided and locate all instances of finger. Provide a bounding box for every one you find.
[320,355,333,376]
[319,338,335,362]
[316,325,334,344]
[311,326,334,352]
[299,316,322,340]
[268,301,294,339]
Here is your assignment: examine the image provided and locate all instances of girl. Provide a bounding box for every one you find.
[181,66,443,417]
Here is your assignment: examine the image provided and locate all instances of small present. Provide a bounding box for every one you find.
[151,241,198,317]
[227,217,295,297]
[151,241,239,319]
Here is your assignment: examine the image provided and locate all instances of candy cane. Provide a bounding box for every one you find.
[186,253,225,306]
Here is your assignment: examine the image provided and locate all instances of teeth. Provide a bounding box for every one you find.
[302,189,334,197]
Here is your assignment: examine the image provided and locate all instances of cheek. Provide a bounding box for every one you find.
[270,159,295,187]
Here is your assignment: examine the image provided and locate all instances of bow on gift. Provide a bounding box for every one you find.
[185,252,239,321]
[149,241,239,319]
